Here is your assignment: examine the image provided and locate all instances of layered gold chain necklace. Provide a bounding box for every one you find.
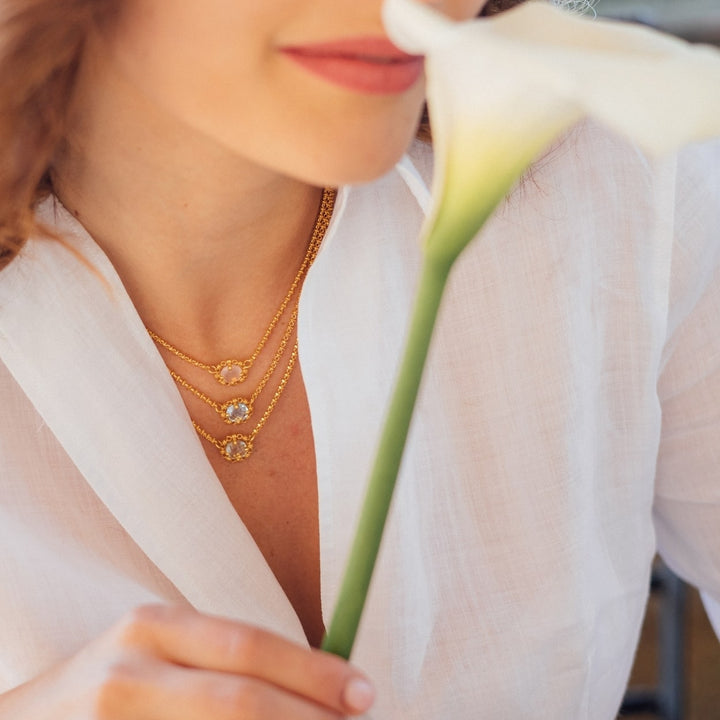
[147,187,336,462]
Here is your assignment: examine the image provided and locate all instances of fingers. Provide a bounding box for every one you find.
[111,605,375,717]
[97,657,348,720]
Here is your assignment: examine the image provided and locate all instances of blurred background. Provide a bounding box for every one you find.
[595,0,720,44]
[619,563,720,719]
[590,3,720,718]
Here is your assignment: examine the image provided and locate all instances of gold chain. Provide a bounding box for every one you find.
[192,343,298,461]
[153,187,336,462]
[147,187,336,386]
[169,304,298,424]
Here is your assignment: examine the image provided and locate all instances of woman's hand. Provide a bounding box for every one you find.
[0,604,375,719]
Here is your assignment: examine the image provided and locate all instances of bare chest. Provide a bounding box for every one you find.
[200,370,325,647]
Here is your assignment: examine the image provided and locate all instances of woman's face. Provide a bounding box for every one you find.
[101,0,487,185]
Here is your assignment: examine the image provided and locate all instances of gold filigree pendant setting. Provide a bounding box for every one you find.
[221,399,252,424]
[214,360,251,386]
[222,434,253,462]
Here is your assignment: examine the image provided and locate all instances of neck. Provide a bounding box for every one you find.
[52,33,324,359]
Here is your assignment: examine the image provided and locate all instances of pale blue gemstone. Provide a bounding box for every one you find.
[226,402,249,422]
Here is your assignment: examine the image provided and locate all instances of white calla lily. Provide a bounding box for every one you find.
[322,0,720,660]
[384,0,720,264]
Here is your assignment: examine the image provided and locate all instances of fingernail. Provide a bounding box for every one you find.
[343,676,376,713]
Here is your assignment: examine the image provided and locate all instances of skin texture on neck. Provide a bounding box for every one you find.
[53,32,323,359]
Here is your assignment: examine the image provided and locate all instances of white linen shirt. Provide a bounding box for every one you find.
[1,124,719,719]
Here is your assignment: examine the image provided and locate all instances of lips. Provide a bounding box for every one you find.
[279,37,424,95]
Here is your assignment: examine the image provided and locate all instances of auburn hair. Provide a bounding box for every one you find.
[0,0,526,271]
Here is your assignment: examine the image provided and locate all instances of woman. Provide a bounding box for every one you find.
[0,0,718,717]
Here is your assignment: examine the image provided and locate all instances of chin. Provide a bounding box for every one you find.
[197,88,426,188]
[274,121,422,187]
[311,148,411,185]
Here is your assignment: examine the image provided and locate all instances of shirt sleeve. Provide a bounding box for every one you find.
[653,137,720,617]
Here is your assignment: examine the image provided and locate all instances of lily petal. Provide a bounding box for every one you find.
[383,0,720,261]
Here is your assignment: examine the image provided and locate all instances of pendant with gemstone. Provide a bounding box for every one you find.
[220,398,252,424]
[221,434,253,462]
[213,360,251,386]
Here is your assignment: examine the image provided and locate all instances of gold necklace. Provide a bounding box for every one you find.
[169,304,298,425]
[146,187,336,386]
[150,187,335,462]
[193,343,298,462]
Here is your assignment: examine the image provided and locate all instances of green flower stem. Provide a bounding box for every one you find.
[321,252,453,659]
